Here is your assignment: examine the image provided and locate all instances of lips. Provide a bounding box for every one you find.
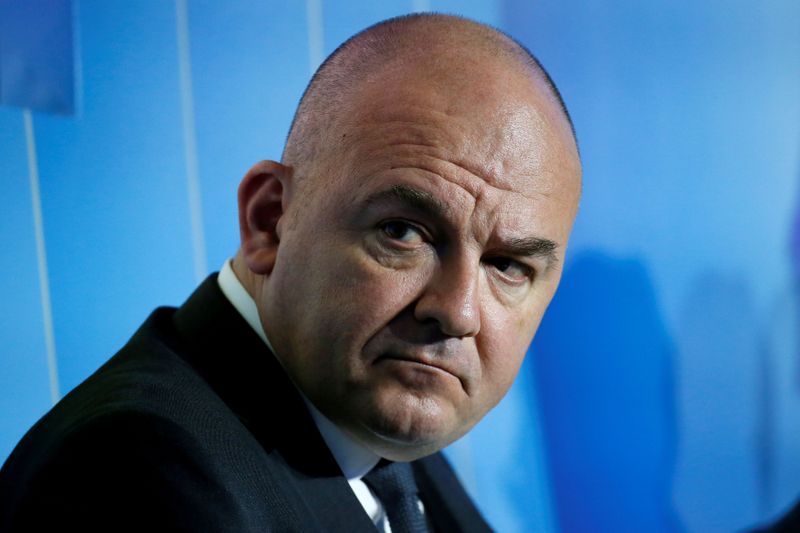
[380,352,450,373]
[375,349,470,391]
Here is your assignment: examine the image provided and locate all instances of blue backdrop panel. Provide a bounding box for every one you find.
[0,0,76,114]
[0,108,53,461]
[187,0,311,271]
[431,0,498,25]
[32,0,197,394]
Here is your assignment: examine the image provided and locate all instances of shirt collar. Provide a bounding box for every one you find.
[216,260,380,480]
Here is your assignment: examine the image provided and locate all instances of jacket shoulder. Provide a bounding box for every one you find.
[0,308,300,531]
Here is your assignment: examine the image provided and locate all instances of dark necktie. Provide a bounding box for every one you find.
[363,460,429,533]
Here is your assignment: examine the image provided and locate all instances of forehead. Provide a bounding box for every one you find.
[325,55,580,237]
[343,54,576,184]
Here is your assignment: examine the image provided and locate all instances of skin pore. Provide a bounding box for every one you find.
[234,15,581,461]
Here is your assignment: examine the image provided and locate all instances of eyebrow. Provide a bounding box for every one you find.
[362,184,450,217]
[503,236,560,266]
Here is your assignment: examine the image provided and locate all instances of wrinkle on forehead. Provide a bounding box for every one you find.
[343,129,573,225]
[360,137,569,210]
[347,92,574,191]
[346,118,549,188]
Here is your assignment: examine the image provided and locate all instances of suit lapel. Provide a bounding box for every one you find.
[171,275,376,532]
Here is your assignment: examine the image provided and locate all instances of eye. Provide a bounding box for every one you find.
[484,256,533,284]
[379,220,426,245]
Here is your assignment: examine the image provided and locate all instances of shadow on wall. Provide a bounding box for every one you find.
[757,175,800,522]
[752,189,800,523]
[532,250,683,533]
[746,167,800,527]
[673,271,762,532]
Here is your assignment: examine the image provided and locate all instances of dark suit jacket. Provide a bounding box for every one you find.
[0,275,491,532]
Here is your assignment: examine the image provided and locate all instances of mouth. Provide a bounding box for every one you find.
[375,351,466,391]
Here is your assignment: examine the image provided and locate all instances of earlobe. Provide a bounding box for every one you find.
[237,160,293,275]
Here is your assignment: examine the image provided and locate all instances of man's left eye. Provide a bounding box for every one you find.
[379,220,425,245]
[484,257,533,283]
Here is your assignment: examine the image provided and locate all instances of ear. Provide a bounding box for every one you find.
[237,160,293,275]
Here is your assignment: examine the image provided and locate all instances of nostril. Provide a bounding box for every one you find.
[388,305,452,345]
[413,295,479,339]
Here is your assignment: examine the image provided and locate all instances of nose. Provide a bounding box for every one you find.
[413,257,481,338]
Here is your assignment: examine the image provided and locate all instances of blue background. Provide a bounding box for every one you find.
[1,1,799,532]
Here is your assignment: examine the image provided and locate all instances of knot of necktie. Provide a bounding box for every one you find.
[363,460,428,533]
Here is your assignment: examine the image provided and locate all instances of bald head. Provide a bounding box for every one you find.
[282,14,577,176]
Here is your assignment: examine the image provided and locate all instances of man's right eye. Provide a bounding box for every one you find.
[379,220,426,246]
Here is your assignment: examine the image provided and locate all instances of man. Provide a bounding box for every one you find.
[0,13,581,532]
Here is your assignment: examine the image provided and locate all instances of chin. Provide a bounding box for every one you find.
[354,392,463,461]
[360,426,445,462]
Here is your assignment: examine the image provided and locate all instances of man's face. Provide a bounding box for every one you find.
[261,55,581,460]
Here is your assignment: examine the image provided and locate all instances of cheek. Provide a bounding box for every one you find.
[318,247,433,342]
[477,302,542,400]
